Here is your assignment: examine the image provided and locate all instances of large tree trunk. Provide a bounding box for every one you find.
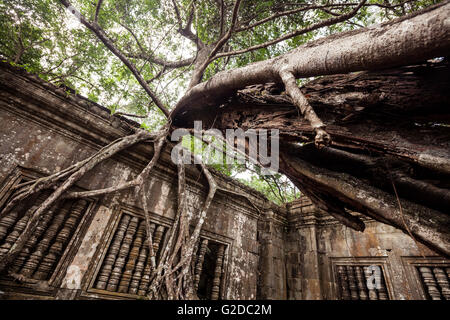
[183,59,450,256]
[171,1,450,126]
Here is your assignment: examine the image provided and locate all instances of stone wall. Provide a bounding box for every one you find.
[0,63,285,300]
[0,63,448,300]
[287,197,450,300]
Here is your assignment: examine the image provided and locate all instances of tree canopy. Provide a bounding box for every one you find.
[0,0,437,121]
[0,0,439,204]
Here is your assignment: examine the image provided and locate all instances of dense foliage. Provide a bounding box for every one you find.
[0,0,438,205]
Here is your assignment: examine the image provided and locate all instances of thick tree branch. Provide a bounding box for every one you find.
[94,0,103,22]
[171,0,204,49]
[172,2,450,125]
[187,0,242,88]
[280,153,450,257]
[126,52,195,69]
[214,0,367,60]
[60,0,170,118]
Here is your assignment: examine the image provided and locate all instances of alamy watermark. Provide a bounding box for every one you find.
[66,5,82,21]
[366,265,382,290]
[170,121,280,175]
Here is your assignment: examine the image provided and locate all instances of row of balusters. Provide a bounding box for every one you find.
[94,214,166,295]
[0,190,88,281]
[417,266,450,300]
[336,265,389,300]
[94,213,226,299]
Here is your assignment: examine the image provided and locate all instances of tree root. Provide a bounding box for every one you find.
[0,122,231,299]
[280,69,331,148]
[0,129,154,272]
[146,147,188,299]
[280,153,450,257]
[307,191,366,232]
[146,150,218,300]
[0,124,218,299]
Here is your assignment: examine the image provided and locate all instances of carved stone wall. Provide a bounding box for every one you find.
[287,197,449,300]
[0,62,448,300]
[0,63,282,300]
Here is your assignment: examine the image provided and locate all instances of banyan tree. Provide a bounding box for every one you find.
[0,0,449,298]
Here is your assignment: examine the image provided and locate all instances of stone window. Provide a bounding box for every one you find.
[0,168,94,289]
[402,257,450,300]
[331,257,392,300]
[416,266,450,300]
[194,239,226,300]
[335,264,389,300]
[87,209,228,299]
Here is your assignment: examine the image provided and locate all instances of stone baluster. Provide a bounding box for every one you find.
[138,225,165,296]
[152,225,165,255]
[0,198,30,242]
[354,266,368,300]
[419,267,441,300]
[118,220,146,293]
[211,244,225,300]
[376,271,388,300]
[137,261,152,296]
[347,266,359,300]
[0,184,42,242]
[106,216,139,292]
[364,266,378,300]
[219,247,228,300]
[0,193,47,258]
[433,267,450,300]
[0,207,19,242]
[20,202,71,277]
[34,200,87,280]
[337,265,351,300]
[129,223,155,295]
[9,204,57,273]
[149,224,165,272]
[95,214,131,290]
[193,238,208,292]
[0,210,19,242]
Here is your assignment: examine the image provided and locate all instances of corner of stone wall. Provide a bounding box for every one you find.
[257,209,275,299]
[285,197,324,300]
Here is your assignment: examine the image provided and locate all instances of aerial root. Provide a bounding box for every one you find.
[280,69,331,148]
[146,150,217,300]
[0,125,218,298]
[0,129,154,272]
